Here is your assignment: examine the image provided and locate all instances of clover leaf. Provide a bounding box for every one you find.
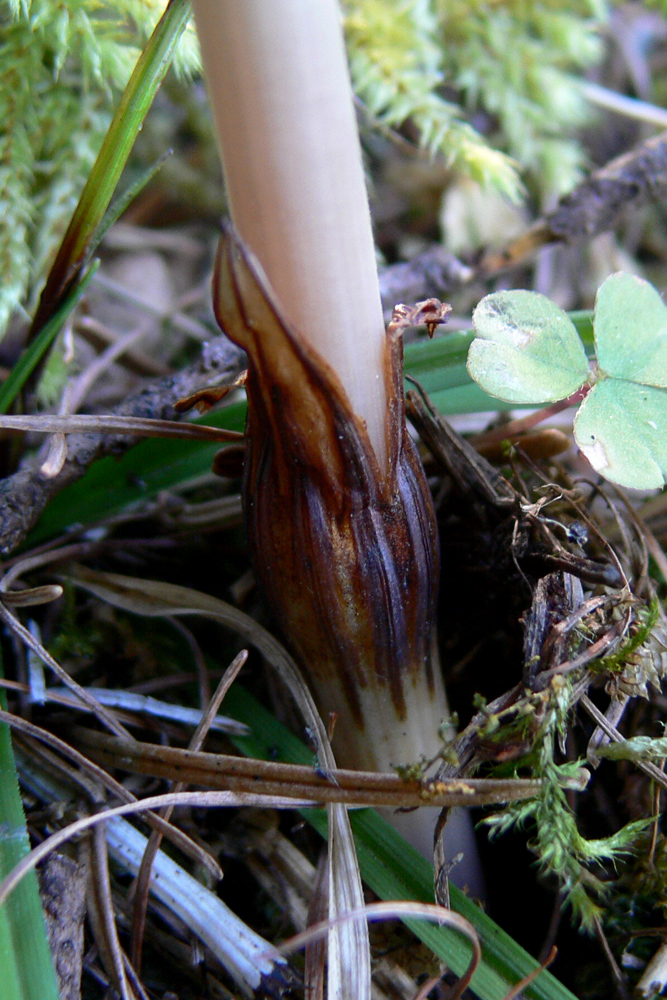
[575,273,667,489]
[469,289,590,404]
[468,272,667,490]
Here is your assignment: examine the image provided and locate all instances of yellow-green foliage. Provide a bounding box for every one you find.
[0,0,198,338]
[484,685,649,932]
[0,0,616,340]
[437,1,605,202]
[344,0,524,201]
[345,0,605,205]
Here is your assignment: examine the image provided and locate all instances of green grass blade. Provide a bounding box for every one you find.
[29,0,191,338]
[92,150,174,249]
[0,261,99,416]
[404,331,517,414]
[0,651,60,1000]
[222,683,579,1000]
[570,311,595,349]
[26,401,246,546]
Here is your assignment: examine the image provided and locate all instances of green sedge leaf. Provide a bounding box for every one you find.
[574,379,667,490]
[594,271,667,387]
[223,684,578,1000]
[0,261,99,415]
[0,653,60,1000]
[469,290,589,404]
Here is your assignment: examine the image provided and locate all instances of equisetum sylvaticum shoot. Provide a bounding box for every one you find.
[191,0,479,873]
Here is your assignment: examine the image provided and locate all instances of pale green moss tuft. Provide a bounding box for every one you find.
[0,0,199,339]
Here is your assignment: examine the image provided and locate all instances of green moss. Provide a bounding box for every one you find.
[0,0,199,338]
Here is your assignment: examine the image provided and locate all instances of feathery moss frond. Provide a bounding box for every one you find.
[484,684,649,932]
[345,1,605,205]
[0,0,624,340]
[0,0,199,339]
[344,0,523,201]
[435,1,605,201]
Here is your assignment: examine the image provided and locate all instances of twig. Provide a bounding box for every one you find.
[593,914,629,1000]
[481,130,667,274]
[71,725,541,809]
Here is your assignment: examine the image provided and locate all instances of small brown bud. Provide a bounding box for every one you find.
[391,299,452,339]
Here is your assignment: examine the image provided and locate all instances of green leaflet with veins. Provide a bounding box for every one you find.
[469,289,589,404]
[469,273,667,490]
[574,273,667,490]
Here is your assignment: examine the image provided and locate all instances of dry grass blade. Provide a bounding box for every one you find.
[129,650,248,969]
[17,749,296,995]
[0,790,320,911]
[91,270,212,342]
[274,900,481,997]
[105,816,292,995]
[328,800,369,1000]
[187,650,249,748]
[2,544,108,593]
[67,567,333,763]
[501,946,558,1000]
[305,851,328,1000]
[42,686,248,735]
[39,333,122,476]
[74,314,169,377]
[581,694,667,792]
[167,616,211,706]
[26,607,243,736]
[414,974,445,1000]
[0,708,222,878]
[84,822,137,1000]
[0,413,243,442]
[636,940,667,998]
[66,566,372,999]
[0,600,131,739]
[1,585,63,607]
[72,567,370,1000]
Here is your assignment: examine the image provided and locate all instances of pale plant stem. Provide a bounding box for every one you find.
[471,384,591,449]
[190,0,481,880]
[191,0,388,469]
[581,80,667,130]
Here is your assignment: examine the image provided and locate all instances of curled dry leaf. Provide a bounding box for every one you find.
[174,369,248,413]
[1,585,64,608]
[391,298,452,338]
